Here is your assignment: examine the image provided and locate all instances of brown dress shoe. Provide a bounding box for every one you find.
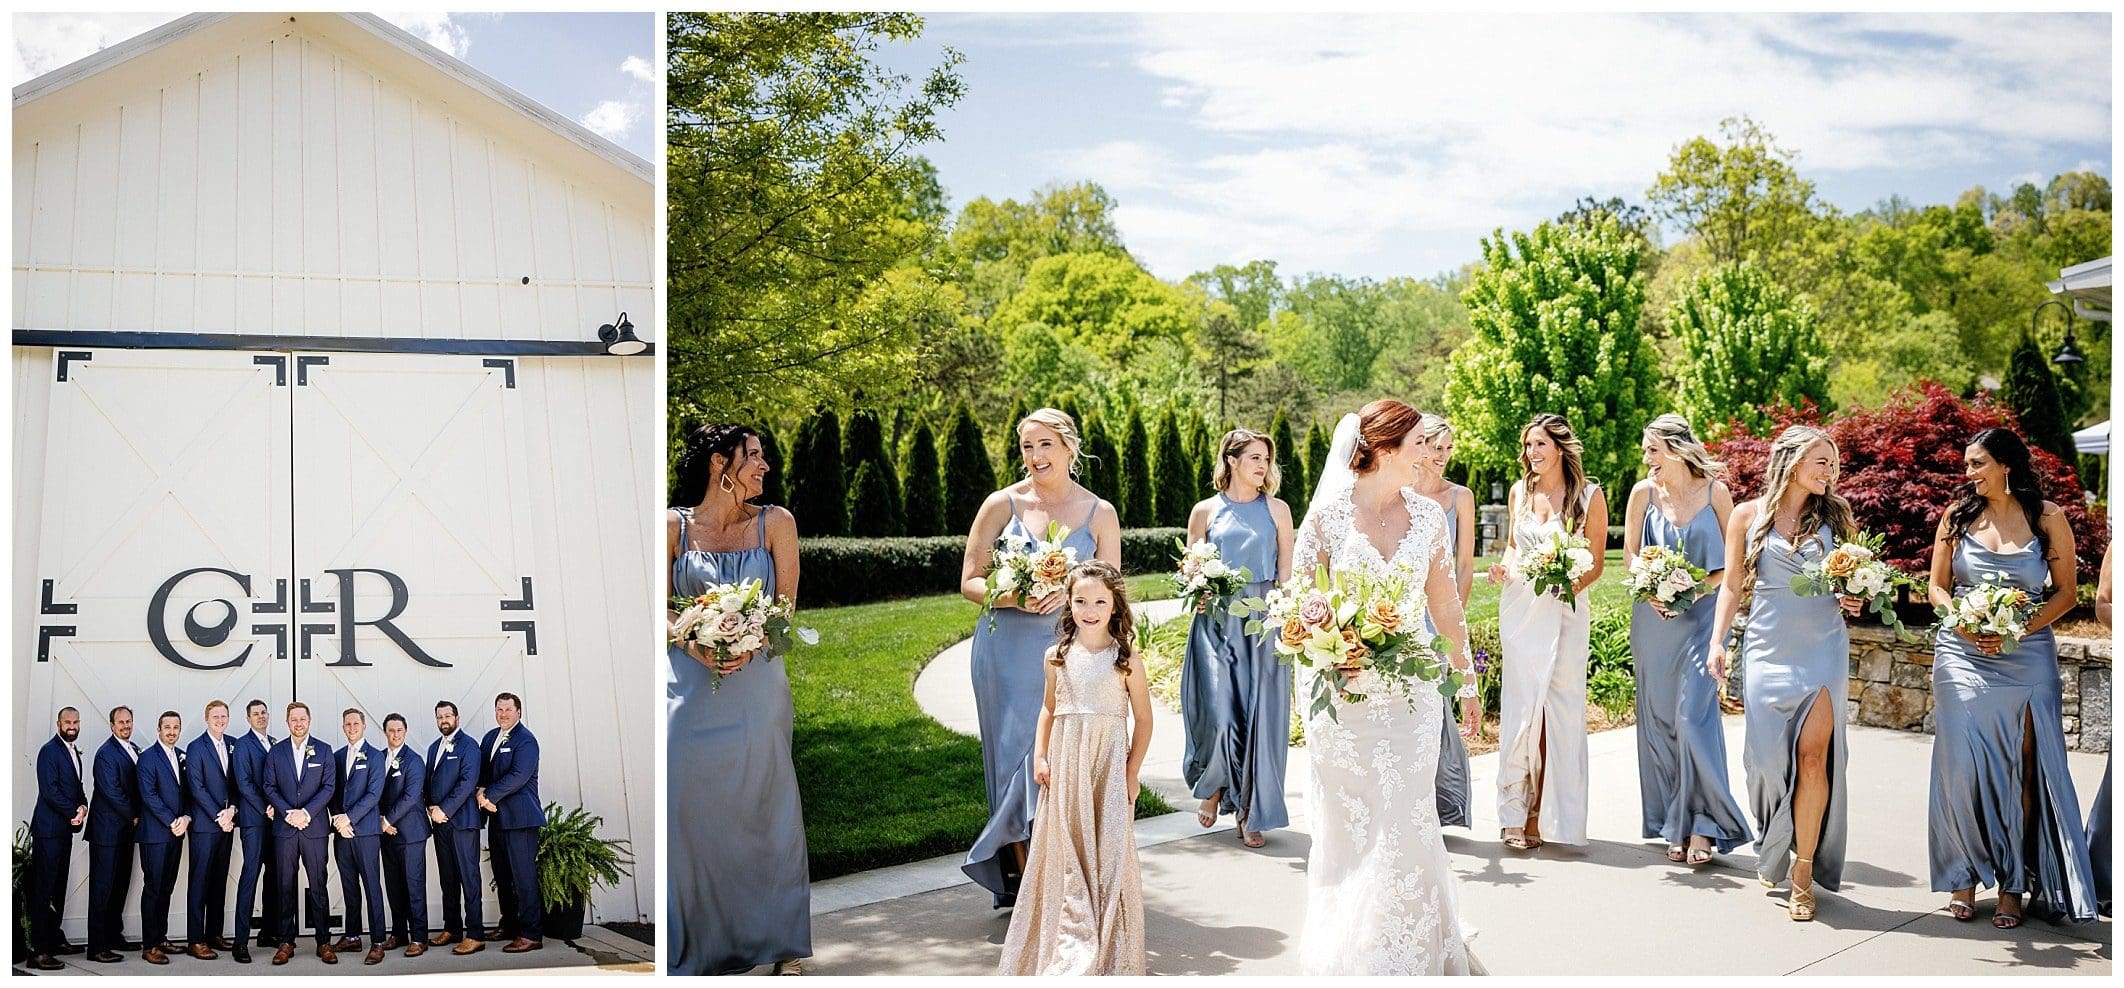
[317,943,339,964]
[381,935,406,950]
[211,936,236,950]
[29,954,64,970]
[332,936,363,952]
[428,931,461,946]
[157,940,183,955]
[404,942,428,958]
[451,938,485,955]
[364,945,386,965]
[502,937,543,953]
[142,947,169,965]
[187,943,219,960]
[271,943,295,965]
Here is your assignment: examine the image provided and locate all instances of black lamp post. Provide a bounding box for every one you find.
[2033,298,2085,366]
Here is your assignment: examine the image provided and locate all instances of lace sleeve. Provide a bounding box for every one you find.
[1401,488,1450,578]
[1294,492,1351,579]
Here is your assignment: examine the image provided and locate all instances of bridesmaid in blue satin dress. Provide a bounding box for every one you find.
[959,409,1121,908]
[1181,429,1295,847]
[666,425,810,975]
[1705,425,1863,922]
[1412,415,1481,828]
[2093,544,2112,918]
[1924,428,2096,928]
[1624,415,1751,866]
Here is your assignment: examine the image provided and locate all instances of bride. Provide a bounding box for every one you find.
[1296,400,1480,975]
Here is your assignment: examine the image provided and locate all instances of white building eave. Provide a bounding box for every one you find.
[2047,255,2111,322]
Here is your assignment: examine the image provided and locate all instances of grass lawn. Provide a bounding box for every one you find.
[1463,549,1634,627]
[791,590,1173,881]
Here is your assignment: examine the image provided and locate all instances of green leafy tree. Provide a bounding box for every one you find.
[948,182,1131,316]
[1667,265,1831,438]
[1122,406,1154,528]
[1646,116,1819,271]
[988,252,1198,363]
[1153,410,1194,527]
[667,13,965,419]
[944,404,995,531]
[2004,339,2076,465]
[790,409,848,536]
[1443,217,1660,488]
[901,422,946,536]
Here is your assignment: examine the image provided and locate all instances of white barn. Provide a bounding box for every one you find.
[12,12,657,936]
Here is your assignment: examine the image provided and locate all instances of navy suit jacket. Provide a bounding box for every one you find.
[379,746,431,844]
[263,737,335,841]
[424,732,482,831]
[479,724,542,830]
[135,743,188,845]
[229,731,278,828]
[183,731,237,829]
[334,742,387,836]
[88,737,139,846]
[32,735,87,838]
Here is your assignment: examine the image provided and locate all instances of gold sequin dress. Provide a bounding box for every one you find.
[998,641,1146,976]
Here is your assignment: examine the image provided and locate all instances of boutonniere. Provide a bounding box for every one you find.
[177,749,188,765]
[302,743,314,759]
[497,731,511,747]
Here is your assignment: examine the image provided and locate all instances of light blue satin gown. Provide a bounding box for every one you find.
[1429,497,1473,829]
[1741,524,1848,890]
[668,507,811,974]
[1631,501,1752,852]
[2089,763,2111,916]
[963,497,1102,907]
[1927,534,2097,923]
[1180,492,1290,833]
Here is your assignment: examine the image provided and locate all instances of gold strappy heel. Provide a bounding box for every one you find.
[1788,857,1817,922]
[773,958,805,975]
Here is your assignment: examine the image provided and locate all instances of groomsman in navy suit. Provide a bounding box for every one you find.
[426,699,486,954]
[183,700,239,959]
[228,698,282,961]
[377,713,431,956]
[136,710,190,965]
[331,708,390,965]
[28,706,89,970]
[264,702,337,965]
[478,691,544,952]
[87,706,142,963]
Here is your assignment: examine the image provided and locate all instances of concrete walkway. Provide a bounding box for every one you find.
[15,924,656,976]
[798,607,2113,975]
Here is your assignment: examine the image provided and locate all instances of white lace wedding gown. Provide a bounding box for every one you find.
[1296,485,1473,976]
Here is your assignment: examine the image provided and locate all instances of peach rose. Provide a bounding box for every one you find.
[1822,547,1861,580]
[1637,545,1665,563]
[1339,626,1370,665]
[1280,616,1309,650]
[1364,598,1403,634]
[1030,550,1073,586]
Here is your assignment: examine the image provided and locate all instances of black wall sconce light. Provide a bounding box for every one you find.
[598,312,648,355]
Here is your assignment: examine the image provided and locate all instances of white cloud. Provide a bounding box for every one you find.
[620,54,653,83]
[13,13,182,84]
[379,12,474,59]
[581,99,643,140]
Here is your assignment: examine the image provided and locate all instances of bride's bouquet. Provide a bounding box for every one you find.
[1625,542,1710,615]
[1236,563,1460,722]
[1788,530,1916,640]
[1509,528,1595,609]
[1171,538,1251,615]
[1935,573,2039,653]
[670,579,819,691]
[977,520,1078,632]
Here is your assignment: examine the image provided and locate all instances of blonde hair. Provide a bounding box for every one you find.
[203,700,229,718]
[1419,413,1454,446]
[1739,425,1857,596]
[1017,408,1085,478]
[1642,414,1726,480]
[1212,429,1281,496]
[1519,413,1591,532]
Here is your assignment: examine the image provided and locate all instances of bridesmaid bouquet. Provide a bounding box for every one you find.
[1935,574,2039,653]
[977,520,1078,631]
[669,579,819,691]
[1509,528,1596,609]
[1171,538,1252,615]
[1626,543,1710,615]
[1788,531,1917,640]
[1236,564,1460,722]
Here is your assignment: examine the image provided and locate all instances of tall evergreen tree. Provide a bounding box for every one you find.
[847,461,900,536]
[945,404,996,531]
[1270,408,1305,519]
[1153,410,1194,526]
[1078,415,1119,507]
[752,425,787,507]
[790,409,848,536]
[2005,338,2077,465]
[1191,413,1216,495]
[843,409,903,533]
[1122,406,1154,528]
[1306,421,1331,505]
[902,421,947,536]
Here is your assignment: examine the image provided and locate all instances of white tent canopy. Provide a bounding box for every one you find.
[2073,421,2108,456]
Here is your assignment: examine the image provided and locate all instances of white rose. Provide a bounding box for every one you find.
[992,568,1019,593]
[733,634,764,654]
[1565,547,1594,577]
[1202,559,1229,579]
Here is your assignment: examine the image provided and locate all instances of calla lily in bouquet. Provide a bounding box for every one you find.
[1172,538,1251,615]
[1626,540,1711,616]
[1235,563,1461,722]
[1509,528,1595,609]
[977,520,1078,632]
[670,579,819,691]
[1788,531,1917,641]
[1935,573,2040,654]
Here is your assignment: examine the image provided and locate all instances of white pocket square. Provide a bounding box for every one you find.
[498,747,512,753]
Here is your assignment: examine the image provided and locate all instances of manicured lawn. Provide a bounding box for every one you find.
[790,591,1172,881]
[1464,549,1635,626]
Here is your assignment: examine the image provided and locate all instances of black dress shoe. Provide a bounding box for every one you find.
[55,941,85,955]
[233,945,252,964]
[210,936,236,951]
[118,939,143,951]
[89,950,124,963]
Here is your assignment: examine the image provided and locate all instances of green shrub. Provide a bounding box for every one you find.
[801,528,1189,607]
[1587,609,1636,720]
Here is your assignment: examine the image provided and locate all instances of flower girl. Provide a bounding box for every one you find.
[998,560,1152,975]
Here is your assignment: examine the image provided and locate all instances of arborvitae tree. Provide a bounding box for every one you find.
[902,422,946,537]
[842,409,902,531]
[1078,415,1120,508]
[1122,405,1154,528]
[1191,413,1216,495]
[847,461,900,536]
[2005,338,2077,466]
[790,409,847,536]
[1306,421,1331,504]
[1153,410,1194,527]
[945,404,996,532]
[752,425,787,507]
[1270,408,1305,519]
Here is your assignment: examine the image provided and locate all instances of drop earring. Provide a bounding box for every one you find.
[720,474,735,494]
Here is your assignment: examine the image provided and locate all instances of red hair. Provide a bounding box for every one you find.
[1350,399,1423,474]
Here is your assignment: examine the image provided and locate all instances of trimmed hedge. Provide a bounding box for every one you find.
[799,527,1189,607]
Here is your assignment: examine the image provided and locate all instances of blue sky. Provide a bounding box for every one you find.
[12,12,655,161]
[875,12,2112,282]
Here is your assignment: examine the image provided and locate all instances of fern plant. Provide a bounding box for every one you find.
[536,803,634,912]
